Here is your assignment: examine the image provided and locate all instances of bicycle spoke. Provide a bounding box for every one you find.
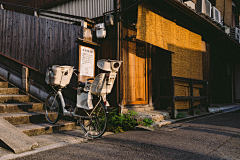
[80,102,107,138]
[45,94,60,124]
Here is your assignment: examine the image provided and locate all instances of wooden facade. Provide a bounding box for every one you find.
[0,8,84,94]
[0,9,82,74]
[120,2,209,111]
[1,0,240,117]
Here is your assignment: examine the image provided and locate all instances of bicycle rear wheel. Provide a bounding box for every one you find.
[80,101,107,138]
[45,94,60,124]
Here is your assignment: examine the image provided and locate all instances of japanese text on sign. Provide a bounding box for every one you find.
[80,46,94,77]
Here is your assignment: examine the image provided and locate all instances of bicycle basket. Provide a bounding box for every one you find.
[45,65,74,87]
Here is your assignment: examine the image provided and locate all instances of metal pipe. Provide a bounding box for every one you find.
[39,13,81,23]
[103,8,119,15]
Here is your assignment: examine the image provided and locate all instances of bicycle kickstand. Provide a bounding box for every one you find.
[84,130,93,143]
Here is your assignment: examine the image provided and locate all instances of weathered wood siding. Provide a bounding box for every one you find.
[0,9,82,74]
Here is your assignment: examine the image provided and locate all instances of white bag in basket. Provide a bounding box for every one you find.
[45,65,74,87]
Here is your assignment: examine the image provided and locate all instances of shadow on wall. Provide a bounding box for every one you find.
[152,43,210,110]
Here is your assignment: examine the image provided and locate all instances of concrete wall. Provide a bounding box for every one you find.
[0,66,48,102]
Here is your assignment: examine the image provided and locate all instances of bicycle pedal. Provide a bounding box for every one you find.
[65,105,72,109]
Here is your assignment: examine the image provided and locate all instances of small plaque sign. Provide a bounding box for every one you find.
[80,46,94,77]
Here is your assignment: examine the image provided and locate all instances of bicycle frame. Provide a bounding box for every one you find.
[45,59,122,138]
[55,88,103,118]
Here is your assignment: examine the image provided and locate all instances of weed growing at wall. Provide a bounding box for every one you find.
[107,108,138,133]
[176,113,186,119]
[138,118,155,127]
[107,108,156,133]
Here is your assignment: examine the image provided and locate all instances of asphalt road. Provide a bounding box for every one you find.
[14,109,240,160]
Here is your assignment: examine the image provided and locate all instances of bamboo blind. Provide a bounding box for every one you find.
[136,4,205,109]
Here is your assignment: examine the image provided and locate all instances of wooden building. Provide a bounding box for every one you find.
[1,0,240,118]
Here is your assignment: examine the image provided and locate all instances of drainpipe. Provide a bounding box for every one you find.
[117,0,121,113]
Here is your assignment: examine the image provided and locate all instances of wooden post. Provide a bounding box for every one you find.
[171,77,175,119]
[22,66,29,92]
[190,80,194,115]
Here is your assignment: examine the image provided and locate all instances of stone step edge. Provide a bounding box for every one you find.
[0,111,47,125]
[151,112,213,129]
[122,106,154,114]
[0,82,8,88]
[16,122,76,136]
[0,94,30,103]
[0,102,43,106]
[0,76,43,104]
[0,103,44,113]
[0,88,19,93]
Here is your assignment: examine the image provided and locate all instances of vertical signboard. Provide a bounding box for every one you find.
[79,45,95,82]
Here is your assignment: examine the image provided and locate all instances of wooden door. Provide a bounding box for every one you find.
[123,40,148,105]
[152,46,172,110]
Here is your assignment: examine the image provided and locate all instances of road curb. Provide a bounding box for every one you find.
[152,106,240,129]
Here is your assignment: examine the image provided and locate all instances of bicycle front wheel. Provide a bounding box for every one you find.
[80,101,107,138]
[45,94,60,124]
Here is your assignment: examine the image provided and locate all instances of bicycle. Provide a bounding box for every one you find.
[44,59,122,138]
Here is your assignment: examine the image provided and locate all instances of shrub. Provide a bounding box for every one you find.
[107,108,138,133]
[176,113,186,119]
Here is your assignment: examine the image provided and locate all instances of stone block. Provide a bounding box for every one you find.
[132,107,145,112]
[144,107,154,111]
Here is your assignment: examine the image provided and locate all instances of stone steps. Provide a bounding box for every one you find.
[0,88,19,94]
[0,111,47,125]
[136,110,170,123]
[0,78,77,139]
[0,82,8,88]
[122,106,155,114]
[0,102,43,113]
[16,121,76,136]
[0,94,30,103]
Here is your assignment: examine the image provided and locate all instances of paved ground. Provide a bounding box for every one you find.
[5,108,240,160]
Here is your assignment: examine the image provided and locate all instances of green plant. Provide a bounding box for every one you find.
[139,118,155,127]
[176,113,186,119]
[196,110,202,115]
[107,108,138,133]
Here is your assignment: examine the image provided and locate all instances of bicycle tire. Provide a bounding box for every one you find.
[80,101,107,138]
[45,94,61,124]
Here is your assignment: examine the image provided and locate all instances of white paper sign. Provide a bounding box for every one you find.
[80,46,94,76]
